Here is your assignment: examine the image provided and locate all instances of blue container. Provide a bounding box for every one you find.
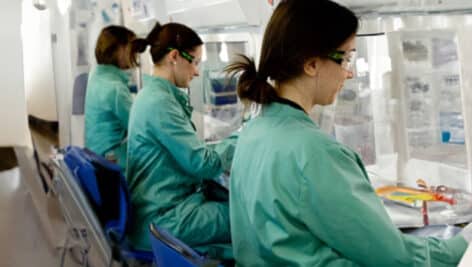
[210,78,237,93]
[210,94,238,105]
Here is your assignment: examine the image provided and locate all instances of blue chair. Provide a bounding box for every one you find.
[149,223,223,267]
[62,146,154,265]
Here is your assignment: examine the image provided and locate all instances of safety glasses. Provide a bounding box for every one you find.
[326,50,356,72]
[167,47,196,65]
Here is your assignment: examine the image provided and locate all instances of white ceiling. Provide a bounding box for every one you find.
[335,0,472,15]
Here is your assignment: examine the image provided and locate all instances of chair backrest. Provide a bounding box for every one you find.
[149,223,222,267]
[61,146,154,264]
[63,146,129,243]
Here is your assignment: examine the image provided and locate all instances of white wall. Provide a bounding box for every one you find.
[0,0,32,148]
[49,1,74,147]
[22,0,58,122]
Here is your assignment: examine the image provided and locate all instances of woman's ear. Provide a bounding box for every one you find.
[303,57,319,77]
[168,49,179,64]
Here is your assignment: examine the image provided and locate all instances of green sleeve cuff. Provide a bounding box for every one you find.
[446,234,468,261]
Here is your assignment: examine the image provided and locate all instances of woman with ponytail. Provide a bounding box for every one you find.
[85,25,146,170]
[227,0,472,266]
[126,22,236,260]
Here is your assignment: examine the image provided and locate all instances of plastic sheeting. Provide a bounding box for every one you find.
[323,15,472,192]
[384,15,472,191]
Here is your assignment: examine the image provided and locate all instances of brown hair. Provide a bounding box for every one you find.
[144,22,203,64]
[225,0,359,104]
[95,25,147,68]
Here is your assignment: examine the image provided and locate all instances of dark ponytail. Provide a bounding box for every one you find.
[225,55,276,104]
[146,22,163,46]
[145,21,203,64]
[145,22,165,64]
[129,38,149,67]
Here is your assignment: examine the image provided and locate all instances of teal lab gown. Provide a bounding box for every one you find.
[230,102,467,267]
[126,75,237,258]
[85,64,132,170]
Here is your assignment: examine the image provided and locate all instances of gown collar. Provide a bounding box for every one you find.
[273,96,306,114]
[144,75,194,119]
[261,100,318,128]
[95,64,130,84]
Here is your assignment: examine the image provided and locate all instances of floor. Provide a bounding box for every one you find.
[0,118,82,267]
[0,167,63,267]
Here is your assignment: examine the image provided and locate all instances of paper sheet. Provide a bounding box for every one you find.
[459,243,472,267]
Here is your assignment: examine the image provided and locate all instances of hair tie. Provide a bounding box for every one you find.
[256,73,266,82]
[148,40,159,48]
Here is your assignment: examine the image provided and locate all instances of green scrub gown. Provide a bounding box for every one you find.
[126,75,237,258]
[230,101,467,267]
[85,64,132,170]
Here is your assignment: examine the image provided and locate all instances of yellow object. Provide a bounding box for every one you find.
[376,185,456,206]
[386,193,436,204]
